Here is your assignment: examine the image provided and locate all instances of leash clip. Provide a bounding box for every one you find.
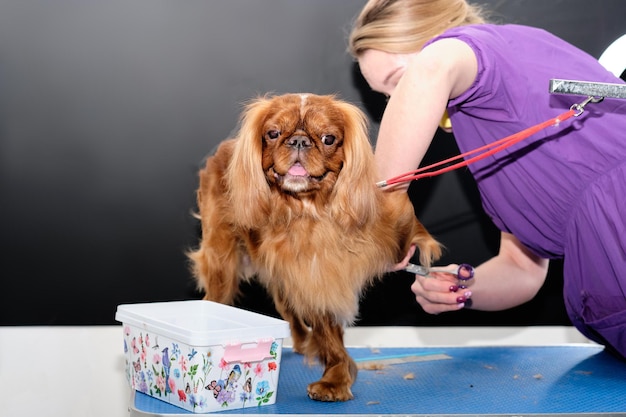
[570,95,604,116]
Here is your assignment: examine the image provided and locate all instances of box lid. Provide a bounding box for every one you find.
[115,300,290,346]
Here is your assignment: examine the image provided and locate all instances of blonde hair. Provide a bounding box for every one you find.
[348,0,486,57]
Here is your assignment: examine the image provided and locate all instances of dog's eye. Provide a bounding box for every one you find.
[321,134,336,146]
[267,130,280,140]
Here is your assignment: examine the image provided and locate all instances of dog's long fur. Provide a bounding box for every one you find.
[188,93,441,401]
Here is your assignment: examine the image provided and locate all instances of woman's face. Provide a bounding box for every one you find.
[358,49,412,99]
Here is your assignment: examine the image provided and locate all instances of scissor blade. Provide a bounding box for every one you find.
[404,263,429,276]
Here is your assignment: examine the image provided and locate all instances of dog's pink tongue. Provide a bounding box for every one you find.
[288,163,308,176]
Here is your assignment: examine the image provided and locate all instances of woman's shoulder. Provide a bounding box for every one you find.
[430,24,556,46]
[428,23,588,74]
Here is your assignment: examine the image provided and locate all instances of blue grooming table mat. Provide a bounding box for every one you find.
[130,345,626,416]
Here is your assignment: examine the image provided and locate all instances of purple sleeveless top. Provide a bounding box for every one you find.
[425,24,626,259]
[426,25,626,358]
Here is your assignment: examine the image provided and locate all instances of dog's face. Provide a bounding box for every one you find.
[227,94,380,228]
[260,94,345,196]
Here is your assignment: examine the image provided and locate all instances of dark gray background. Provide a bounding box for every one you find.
[1,0,624,326]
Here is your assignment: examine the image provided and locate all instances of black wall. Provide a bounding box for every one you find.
[1,0,624,325]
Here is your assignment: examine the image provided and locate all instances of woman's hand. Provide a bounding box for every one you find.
[410,232,549,315]
[392,247,473,312]
[411,266,472,313]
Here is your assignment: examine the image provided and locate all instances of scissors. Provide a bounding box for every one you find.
[405,263,475,281]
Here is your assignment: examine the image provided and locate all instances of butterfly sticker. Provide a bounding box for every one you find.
[243,377,252,393]
[205,380,224,399]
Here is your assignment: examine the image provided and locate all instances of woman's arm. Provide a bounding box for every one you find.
[378,40,549,313]
[375,38,478,190]
[466,232,549,310]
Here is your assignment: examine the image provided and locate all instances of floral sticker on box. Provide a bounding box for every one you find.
[122,325,282,413]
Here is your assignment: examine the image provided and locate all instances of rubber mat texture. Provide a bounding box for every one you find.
[132,345,626,415]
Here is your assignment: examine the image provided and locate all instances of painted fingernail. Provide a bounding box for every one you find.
[449,285,459,292]
[464,291,472,298]
[459,284,467,289]
[456,296,466,303]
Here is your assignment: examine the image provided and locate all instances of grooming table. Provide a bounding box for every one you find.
[130,345,626,416]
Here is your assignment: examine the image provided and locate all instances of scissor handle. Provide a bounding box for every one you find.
[457,263,475,281]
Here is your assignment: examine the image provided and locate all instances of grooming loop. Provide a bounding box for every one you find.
[376,94,603,188]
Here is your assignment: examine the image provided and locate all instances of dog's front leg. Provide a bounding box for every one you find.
[306,314,357,402]
[269,288,310,354]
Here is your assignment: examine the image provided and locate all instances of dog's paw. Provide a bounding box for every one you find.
[306,356,357,401]
[307,380,354,402]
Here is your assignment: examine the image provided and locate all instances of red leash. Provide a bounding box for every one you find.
[376,105,587,188]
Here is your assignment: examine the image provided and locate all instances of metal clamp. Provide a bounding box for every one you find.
[550,79,626,100]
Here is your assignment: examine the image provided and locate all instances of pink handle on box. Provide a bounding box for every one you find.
[223,339,275,363]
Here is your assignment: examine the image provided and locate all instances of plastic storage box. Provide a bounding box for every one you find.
[115,300,291,413]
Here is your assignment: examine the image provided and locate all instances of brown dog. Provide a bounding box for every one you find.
[188,93,441,401]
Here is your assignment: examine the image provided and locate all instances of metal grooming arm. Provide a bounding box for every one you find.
[549,79,626,99]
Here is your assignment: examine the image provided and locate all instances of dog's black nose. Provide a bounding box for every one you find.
[287,135,311,149]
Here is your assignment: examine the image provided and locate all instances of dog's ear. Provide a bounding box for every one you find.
[226,96,272,227]
[330,100,381,228]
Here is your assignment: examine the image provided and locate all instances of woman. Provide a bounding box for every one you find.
[349,0,626,358]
